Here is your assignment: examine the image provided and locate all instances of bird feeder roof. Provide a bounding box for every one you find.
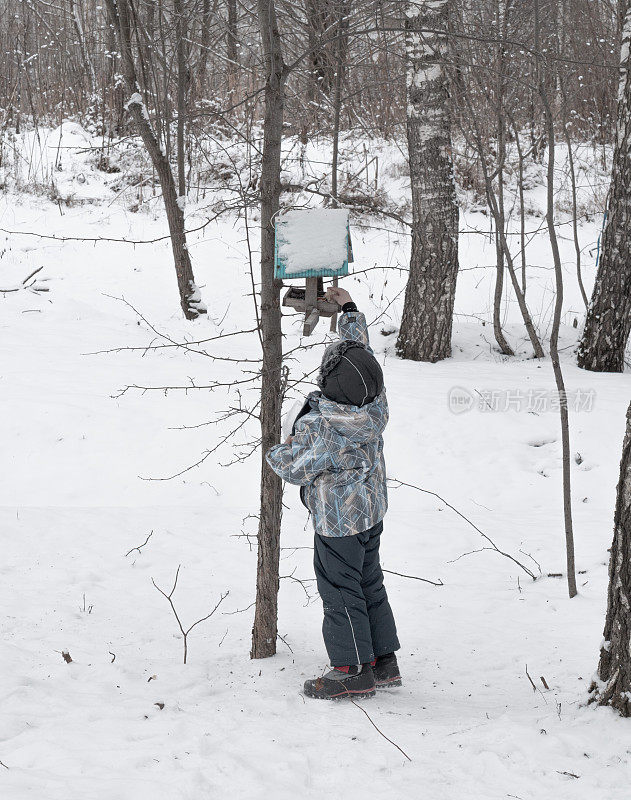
[274,208,353,279]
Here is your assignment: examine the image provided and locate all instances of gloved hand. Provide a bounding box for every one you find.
[326,286,352,306]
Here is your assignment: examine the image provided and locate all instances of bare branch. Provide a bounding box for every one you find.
[388,479,536,581]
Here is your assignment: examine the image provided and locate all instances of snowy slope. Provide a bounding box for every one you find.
[2,133,631,799]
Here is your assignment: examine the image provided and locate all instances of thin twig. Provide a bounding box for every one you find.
[223,601,256,616]
[152,566,229,663]
[349,700,412,762]
[526,664,548,705]
[382,569,443,587]
[388,479,536,580]
[277,633,294,654]
[525,665,537,692]
[1,265,45,292]
[125,530,153,557]
[22,266,44,284]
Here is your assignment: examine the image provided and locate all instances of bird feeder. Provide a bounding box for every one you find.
[274,208,354,335]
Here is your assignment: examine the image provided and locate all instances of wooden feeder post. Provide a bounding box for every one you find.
[274,209,354,336]
[303,277,319,336]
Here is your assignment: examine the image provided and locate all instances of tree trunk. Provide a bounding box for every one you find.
[197,0,211,90]
[460,91,545,359]
[492,0,514,357]
[69,0,97,97]
[578,2,631,373]
[329,0,348,332]
[251,0,286,660]
[174,0,187,197]
[396,0,459,363]
[536,0,577,598]
[560,77,588,310]
[589,401,631,715]
[227,0,238,90]
[104,0,205,320]
[305,0,338,104]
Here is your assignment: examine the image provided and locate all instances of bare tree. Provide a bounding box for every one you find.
[578,0,631,372]
[305,0,338,102]
[250,0,287,660]
[491,0,514,357]
[196,0,213,89]
[535,0,577,598]
[396,0,459,363]
[589,401,631,714]
[329,0,350,331]
[227,0,239,89]
[174,0,188,196]
[69,0,96,97]
[104,0,206,320]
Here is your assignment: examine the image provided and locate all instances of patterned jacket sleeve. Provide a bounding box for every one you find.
[337,311,373,354]
[265,417,336,486]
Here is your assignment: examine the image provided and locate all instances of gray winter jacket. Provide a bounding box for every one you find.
[265,311,388,537]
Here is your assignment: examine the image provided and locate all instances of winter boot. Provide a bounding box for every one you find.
[303,664,376,700]
[373,653,402,688]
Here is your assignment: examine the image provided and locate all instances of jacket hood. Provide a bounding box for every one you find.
[311,390,388,444]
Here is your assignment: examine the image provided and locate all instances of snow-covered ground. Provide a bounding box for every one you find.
[2,126,631,799]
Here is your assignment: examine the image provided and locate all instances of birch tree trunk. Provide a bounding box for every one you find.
[577,2,631,373]
[250,0,286,660]
[589,401,631,715]
[396,0,459,363]
[104,0,205,320]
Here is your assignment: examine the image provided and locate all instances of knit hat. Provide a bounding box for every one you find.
[317,341,383,407]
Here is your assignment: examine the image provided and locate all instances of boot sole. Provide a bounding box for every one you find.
[375,677,402,688]
[304,687,376,700]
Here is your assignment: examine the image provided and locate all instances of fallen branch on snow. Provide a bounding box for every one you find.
[388,478,537,581]
[125,530,153,558]
[350,700,412,762]
[382,568,443,587]
[1,266,48,293]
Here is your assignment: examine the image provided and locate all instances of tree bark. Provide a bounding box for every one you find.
[578,2,631,372]
[589,401,631,715]
[104,0,205,320]
[396,0,459,363]
[251,0,286,660]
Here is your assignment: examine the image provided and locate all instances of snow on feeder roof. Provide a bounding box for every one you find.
[274,208,353,279]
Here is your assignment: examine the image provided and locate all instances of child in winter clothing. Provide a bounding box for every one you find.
[265,287,401,699]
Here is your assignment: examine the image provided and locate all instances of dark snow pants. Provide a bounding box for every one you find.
[314,520,400,667]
